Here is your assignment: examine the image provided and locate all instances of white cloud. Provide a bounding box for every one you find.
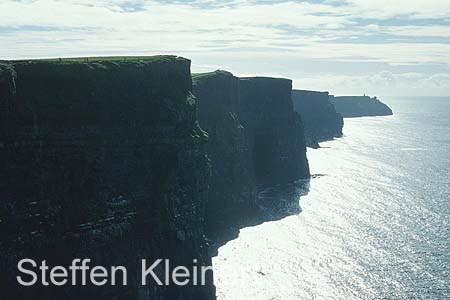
[345,0,450,19]
[294,71,450,97]
[380,25,450,38]
[0,0,449,95]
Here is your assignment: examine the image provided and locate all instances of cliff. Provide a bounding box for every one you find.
[292,90,343,148]
[192,71,257,239]
[0,56,215,300]
[238,77,310,184]
[1,59,312,300]
[193,71,310,245]
[330,95,393,118]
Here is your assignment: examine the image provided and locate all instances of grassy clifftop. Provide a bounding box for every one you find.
[192,70,233,82]
[2,55,186,64]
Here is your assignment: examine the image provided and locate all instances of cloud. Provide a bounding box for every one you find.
[377,25,450,38]
[0,0,449,95]
[345,0,450,19]
[294,71,450,96]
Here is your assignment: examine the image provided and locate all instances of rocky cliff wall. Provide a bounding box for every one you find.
[192,71,257,239]
[193,71,310,246]
[0,57,214,300]
[292,90,343,148]
[238,77,310,184]
[1,60,312,300]
[330,95,393,118]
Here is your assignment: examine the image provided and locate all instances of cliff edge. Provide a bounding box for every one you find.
[292,90,343,148]
[0,56,214,300]
[239,76,310,184]
[330,95,393,118]
[193,71,310,246]
[193,70,257,239]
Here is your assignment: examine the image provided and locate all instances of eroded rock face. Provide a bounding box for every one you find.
[193,71,310,246]
[292,90,343,148]
[193,71,257,239]
[0,57,214,300]
[1,60,312,300]
[330,95,393,118]
[239,77,310,184]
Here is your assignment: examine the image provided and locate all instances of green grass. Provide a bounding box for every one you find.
[192,70,233,81]
[3,55,185,64]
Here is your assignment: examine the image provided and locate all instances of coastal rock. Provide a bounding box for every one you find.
[193,71,257,239]
[330,95,393,118]
[292,90,343,148]
[0,57,214,300]
[1,60,312,300]
[238,77,310,184]
[193,71,310,246]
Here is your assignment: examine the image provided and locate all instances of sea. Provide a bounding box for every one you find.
[213,97,450,300]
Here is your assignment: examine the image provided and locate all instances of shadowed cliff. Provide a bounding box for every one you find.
[0,56,215,300]
[193,71,258,239]
[330,95,393,118]
[292,90,343,148]
[1,60,312,300]
[239,77,310,184]
[193,71,310,247]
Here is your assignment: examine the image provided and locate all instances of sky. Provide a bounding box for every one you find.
[1,0,449,96]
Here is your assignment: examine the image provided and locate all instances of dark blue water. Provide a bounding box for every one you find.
[214,97,450,299]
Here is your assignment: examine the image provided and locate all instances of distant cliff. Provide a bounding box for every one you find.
[0,56,214,300]
[292,90,343,148]
[193,71,310,243]
[330,95,393,118]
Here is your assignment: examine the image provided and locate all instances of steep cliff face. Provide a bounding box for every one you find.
[239,77,310,185]
[0,57,214,300]
[192,71,257,238]
[292,90,343,148]
[330,95,393,118]
[193,71,310,246]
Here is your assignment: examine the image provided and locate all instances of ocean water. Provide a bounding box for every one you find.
[213,97,450,300]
